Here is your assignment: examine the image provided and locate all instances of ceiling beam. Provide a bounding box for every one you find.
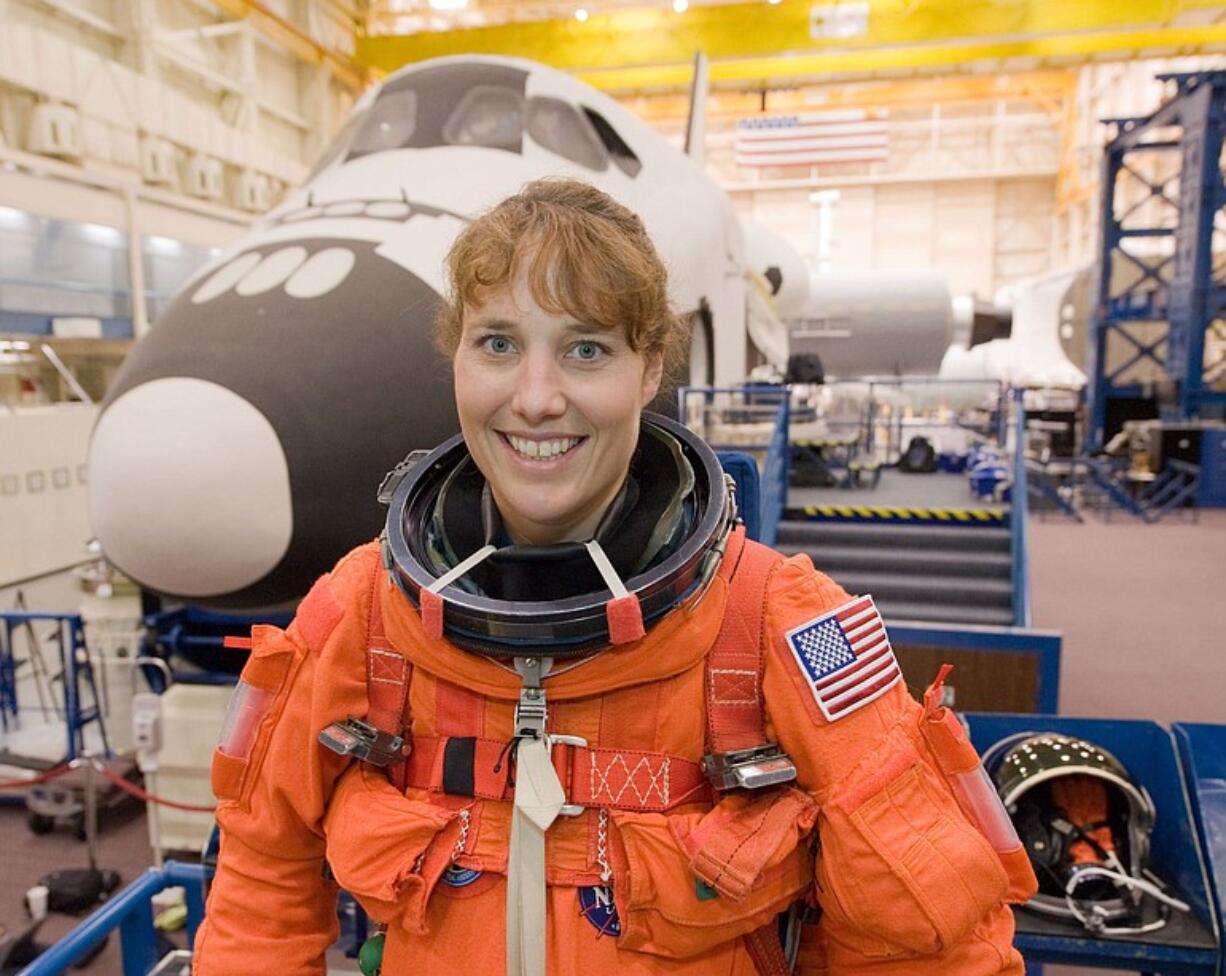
[356,0,1226,92]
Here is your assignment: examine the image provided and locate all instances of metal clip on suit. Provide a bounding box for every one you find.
[703,745,798,791]
[319,718,405,767]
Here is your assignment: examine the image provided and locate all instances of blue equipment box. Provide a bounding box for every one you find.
[1174,723,1226,974]
[1197,428,1226,508]
[966,714,1221,974]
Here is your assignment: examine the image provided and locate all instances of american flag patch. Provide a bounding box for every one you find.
[785,596,901,722]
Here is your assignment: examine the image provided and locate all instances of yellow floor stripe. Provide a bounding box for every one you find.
[793,505,1006,521]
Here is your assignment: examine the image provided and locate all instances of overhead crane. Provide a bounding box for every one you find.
[357,0,1226,93]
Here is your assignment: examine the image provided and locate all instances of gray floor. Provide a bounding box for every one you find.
[2,510,1223,974]
[1028,508,1226,725]
[788,467,1002,510]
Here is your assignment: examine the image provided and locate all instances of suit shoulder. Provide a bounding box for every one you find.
[295,540,381,653]
[766,549,854,617]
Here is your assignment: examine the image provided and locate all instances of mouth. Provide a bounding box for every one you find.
[499,432,587,464]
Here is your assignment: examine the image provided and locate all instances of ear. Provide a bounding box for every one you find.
[640,349,664,406]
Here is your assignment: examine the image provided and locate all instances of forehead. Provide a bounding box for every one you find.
[463,279,624,337]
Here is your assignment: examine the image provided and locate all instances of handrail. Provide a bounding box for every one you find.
[677,385,789,546]
[1009,388,1031,628]
[0,611,102,758]
[17,862,206,976]
[758,388,789,547]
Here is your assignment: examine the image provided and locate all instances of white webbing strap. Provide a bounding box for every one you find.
[583,539,629,598]
[506,735,565,976]
[426,544,497,594]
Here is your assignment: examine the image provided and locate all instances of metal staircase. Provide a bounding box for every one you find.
[774,520,1016,627]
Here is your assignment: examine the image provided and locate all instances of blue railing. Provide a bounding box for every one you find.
[1026,455,1200,523]
[757,389,789,547]
[678,385,790,547]
[0,611,107,759]
[1009,389,1031,628]
[18,862,206,976]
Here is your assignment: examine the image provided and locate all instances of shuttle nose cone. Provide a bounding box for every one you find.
[88,377,293,598]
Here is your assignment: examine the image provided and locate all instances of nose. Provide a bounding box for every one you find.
[510,351,567,424]
[88,377,293,598]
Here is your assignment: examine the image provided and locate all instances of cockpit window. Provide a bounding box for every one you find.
[348,90,419,159]
[306,108,367,180]
[442,86,524,151]
[526,97,608,172]
[582,108,642,177]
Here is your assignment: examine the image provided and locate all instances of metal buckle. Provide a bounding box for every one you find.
[512,657,552,738]
[377,450,431,505]
[703,744,798,791]
[547,733,589,816]
[318,718,405,767]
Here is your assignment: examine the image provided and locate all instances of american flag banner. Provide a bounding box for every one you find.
[734,110,888,169]
[785,595,901,722]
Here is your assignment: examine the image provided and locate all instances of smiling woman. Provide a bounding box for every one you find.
[196,178,1033,976]
[448,200,667,543]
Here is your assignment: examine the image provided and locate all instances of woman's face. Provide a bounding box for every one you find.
[453,273,663,546]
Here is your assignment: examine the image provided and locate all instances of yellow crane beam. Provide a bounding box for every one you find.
[356,0,1226,92]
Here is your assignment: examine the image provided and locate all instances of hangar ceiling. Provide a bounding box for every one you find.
[357,0,1226,93]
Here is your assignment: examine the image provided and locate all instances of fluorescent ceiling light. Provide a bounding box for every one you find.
[0,206,30,228]
[146,235,183,255]
[80,222,125,246]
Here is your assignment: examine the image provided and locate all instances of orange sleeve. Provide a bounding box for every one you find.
[193,545,379,976]
[760,554,1024,976]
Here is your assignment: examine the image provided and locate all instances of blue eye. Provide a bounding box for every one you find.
[571,341,604,361]
[484,335,513,354]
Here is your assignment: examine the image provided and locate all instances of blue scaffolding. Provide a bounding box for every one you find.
[1088,70,1226,449]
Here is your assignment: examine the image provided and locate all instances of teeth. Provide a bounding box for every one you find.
[508,435,579,460]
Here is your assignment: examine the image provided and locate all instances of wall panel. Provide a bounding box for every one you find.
[934,180,996,296]
[872,184,935,269]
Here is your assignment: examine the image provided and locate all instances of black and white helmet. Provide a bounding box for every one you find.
[985,732,1189,936]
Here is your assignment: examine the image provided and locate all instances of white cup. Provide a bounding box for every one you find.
[26,884,50,919]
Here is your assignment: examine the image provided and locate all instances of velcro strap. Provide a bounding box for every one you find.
[405,736,710,813]
[685,788,815,901]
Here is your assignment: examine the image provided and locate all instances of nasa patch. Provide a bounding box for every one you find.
[578,885,621,937]
[440,864,483,888]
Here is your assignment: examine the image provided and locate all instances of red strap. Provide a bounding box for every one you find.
[705,527,784,755]
[364,567,412,790]
[419,588,444,640]
[222,636,252,650]
[923,662,955,719]
[404,735,710,813]
[606,593,645,645]
[744,922,791,976]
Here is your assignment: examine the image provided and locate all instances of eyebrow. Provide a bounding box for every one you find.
[466,318,614,337]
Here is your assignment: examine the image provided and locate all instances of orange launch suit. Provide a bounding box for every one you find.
[194,536,1034,975]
